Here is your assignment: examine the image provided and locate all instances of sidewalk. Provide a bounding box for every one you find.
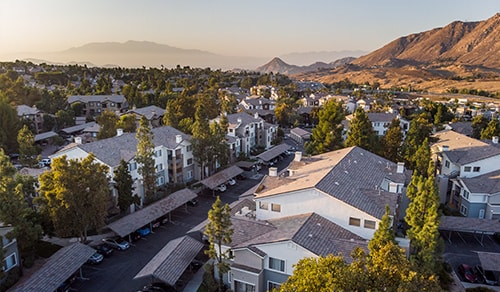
[182,263,205,291]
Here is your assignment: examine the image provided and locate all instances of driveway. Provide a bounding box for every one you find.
[72,176,262,292]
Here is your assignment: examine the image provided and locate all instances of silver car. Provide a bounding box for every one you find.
[102,237,130,250]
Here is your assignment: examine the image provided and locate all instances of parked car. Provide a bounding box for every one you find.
[458,264,477,283]
[475,265,497,285]
[87,252,104,264]
[136,226,151,237]
[102,237,130,250]
[217,184,227,192]
[141,282,177,292]
[227,178,236,186]
[187,198,198,206]
[94,244,113,257]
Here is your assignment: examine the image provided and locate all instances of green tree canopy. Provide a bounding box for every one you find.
[96,110,119,140]
[17,125,40,167]
[471,115,489,139]
[480,118,500,140]
[305,100,345,155]
[0,96,21,153]
[37,154,109,241]
[402,114,433,170]
[136,116,157,204]
[117,113,137,133]
[380,118,403,162]
[345,107,378,152]
[114,159,139,213]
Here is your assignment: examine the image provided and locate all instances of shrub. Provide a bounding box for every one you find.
[0,266,21,292]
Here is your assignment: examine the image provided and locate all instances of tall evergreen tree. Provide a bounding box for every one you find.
[117,113,137,133]
[136,116,156,204]
[380,118,403,162]
[96,110,119,140]
[471,115,489,139]
[480,118,500,140]
[345,107,378,152]
[37,154,109,242]
[0,96,20,153]
[114,159,139,213]
[413,138,431,177]
[402,114,433,170]
[205,196,233,292]
[17,125,40,167]
[192,99,212,179]
[305,100,345,155]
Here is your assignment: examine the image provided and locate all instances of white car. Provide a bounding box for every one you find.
[217,184,227,192]
[227,178,236,186]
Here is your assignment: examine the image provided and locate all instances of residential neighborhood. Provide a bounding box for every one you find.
[1,60,500,292]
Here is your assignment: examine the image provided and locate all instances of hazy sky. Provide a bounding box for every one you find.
[0,0,498,58]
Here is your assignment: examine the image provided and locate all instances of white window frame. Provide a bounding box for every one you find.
[349,217,361,227]
[271,203,281,212]
[268,281,281,291]
[3,253,17,272]
[269,257,285,272]
[259,201,269,210]
[460,204,468,216]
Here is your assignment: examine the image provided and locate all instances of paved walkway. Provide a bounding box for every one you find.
[182,260,213,292]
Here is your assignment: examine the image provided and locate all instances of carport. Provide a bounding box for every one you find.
[107,188,197,241]
[134,235,204,286]
[12,243,95,292]
[439,216,500,246]
[199,165,244,190]
[34,131,59,142]
[256,143,291,164]
[477,251,500,272]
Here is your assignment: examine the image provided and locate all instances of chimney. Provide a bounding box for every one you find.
[254,112,259,119]
[237,118,242,124]
[493,136,499,144]
[442,145,449,152]
[175,134,182,143]
[396,162,404,174]
[269,167,278,177]
[116,128,123,137]
[294,151,302,162]
[75,136,82,144]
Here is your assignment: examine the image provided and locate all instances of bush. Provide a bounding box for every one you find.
[202,264,217,292]
[0,266,21,292]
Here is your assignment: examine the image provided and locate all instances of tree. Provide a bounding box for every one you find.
[96,110,119,139]
[305,100,345,155]
[17,125,40,167]
[471,115,489,139]
[37,154,109,242]
[380,118,403,162]
[345,107,378,152]
[405,161,441,276]
[279,255,349,292]
[413,138,431,177]
[114,160,139,213]
[480,119,500,140]
[0,149,42,266]
[205,196,233,292]
[402,114,433,170]
[117,113,137,133]
[136,116,156,204]
[55,109,75,129]
[0,97,20,153]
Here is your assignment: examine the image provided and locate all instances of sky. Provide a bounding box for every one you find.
[0,0,498,59]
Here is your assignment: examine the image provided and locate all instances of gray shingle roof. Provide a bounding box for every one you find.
[256,143,291,162]
[134,235,204,286]
[16,104,40,116]
[461,169,500,194]
[127,105,166,120]
[366,112,398,123]
[64,126,190,167]
[67,94,126,104]
[477,252,500,271]
[62,122,97,134]
[108,188,197,237]
[12,243,95,292]
[439,216,500,234]
[34,131,58,142]
[199,165,244,189]
[226,112,262,127]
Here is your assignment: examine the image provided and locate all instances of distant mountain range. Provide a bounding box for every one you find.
[255,56,356,75]
[279,50,366,66]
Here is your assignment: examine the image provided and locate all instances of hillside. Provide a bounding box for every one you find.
[255,56,355,75]
[297,13,500,93]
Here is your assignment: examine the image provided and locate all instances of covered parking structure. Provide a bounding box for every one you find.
[199,165,244,190]
[439,216,500,246]
[34,131,59,143]
[12,243,95,292]
[107,188,197,240]
[256,143,291,165]
[476,251,500,273]
[134,235,204,286]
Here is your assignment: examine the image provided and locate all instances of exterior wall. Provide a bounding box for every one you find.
[1,230,19,275]
[459,155,500,178]
[440,153,461,176]
[230,268,262,292]
[258,241,316,276]
[255,189,381,239]
[233,249,263,270]
[460,199,487,218]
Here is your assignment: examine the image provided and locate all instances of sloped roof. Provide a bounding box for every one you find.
[439,216,500,234]
[461,169,500,194]
[477,252,500,271]
[108,188,197,237]
[226,112,262,127]
[16,104,40,116]
[56,126,190,168]
[290,127,311,138]
[366,112,398,123]
[256,147,404,219]
[67,94,126,104]
[134,235,204,285]
[62,122,97,134]
[127,105,166,120]
[34,131,58,142]
[199,165,244,189]
[12,243,95,292]
[432,130,500,165]
[256,143,291,162]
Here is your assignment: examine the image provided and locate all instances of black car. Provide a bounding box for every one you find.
[95,244,114,257]
[142,282,177,292]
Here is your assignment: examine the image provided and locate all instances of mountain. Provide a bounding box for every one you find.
[256,56,356,75]
[298,13,500,92]
[280,50,366,66]
[353,13,500,68]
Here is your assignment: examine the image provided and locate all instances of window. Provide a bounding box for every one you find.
[187,158,193,166]
[268,282,281,291]
[1,236,13,247]
[259,202,268,210]
[156,163,163,171]
[157,176,165,186]
[364,220,376,229]
[186,145,192,152]
[3,253,17,272]
[234,281,255,292]
[445,160,450,168]
[463,190,470,200]
[349,217,361,227]
[464,166,471,172]
[271,203,281,212]
[473,166,481,172]
[129,162,137,171]
[155,149,162,157]
[187,170,193,179]
[460,204,468,216]
[269,257,285,272]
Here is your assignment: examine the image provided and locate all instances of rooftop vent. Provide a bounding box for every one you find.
[269,167,278,177]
